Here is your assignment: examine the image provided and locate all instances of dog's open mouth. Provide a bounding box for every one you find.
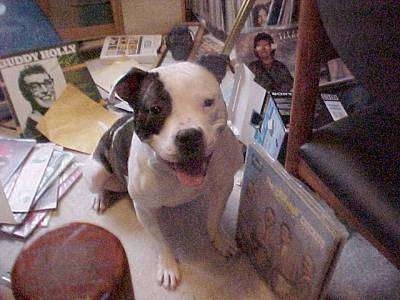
[167,154,212,187]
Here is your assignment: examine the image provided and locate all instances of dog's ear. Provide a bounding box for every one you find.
[109,67,148,108]
[195,54,230,83]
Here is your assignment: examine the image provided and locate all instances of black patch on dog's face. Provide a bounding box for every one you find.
[133,73,172,140]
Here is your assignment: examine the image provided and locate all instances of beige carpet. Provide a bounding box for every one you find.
[0,163,277,300]
[1,152,398,299]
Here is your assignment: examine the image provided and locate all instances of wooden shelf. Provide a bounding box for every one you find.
[36,0,124,41]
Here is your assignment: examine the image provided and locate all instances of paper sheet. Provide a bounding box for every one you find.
[86,58,150,97]
[228,63,266,145]
[37,84,121,154]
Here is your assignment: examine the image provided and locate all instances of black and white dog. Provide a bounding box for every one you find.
[85,55,243,290]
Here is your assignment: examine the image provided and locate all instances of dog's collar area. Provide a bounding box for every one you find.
[159,154,213,187]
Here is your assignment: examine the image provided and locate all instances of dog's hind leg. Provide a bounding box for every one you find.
[206,178,238,257]
[133,204,181,290]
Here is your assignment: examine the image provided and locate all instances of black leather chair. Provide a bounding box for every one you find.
[285,0,400,268]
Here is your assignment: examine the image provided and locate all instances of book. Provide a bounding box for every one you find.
[0,42,101,139]
[236,143,348,299]
[100,35,162,64]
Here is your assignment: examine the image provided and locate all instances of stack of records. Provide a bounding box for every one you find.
[0,137,82,238]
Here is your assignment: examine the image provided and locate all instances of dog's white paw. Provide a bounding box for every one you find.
[92,191,122,214]
[157,254,181,290]
[92,193,106,213]
[211,230,238,257]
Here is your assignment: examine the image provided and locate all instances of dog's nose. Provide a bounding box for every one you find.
[175,128,204,146]
[175,128,205,157]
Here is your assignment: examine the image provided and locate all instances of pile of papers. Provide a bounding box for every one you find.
[0,138,82,238]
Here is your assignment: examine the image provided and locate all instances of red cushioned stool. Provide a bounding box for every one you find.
[11,222,134,300]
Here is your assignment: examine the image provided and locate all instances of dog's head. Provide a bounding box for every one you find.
[110,54,230,187]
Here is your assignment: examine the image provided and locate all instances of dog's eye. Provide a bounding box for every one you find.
[204,99,214,107]
[149,105,161,115]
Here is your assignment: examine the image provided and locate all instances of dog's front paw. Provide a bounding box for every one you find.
[92,190,122,213]
[92,193,108,214]
[157,254,181,290]
[211,230,238,257]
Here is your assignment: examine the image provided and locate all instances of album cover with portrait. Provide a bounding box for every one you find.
[0,42,101,139]
[233,24,297,94]
[236,143,348,299]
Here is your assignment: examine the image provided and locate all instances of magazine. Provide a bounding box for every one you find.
[100,35,162,64]
[236,143,348,299]
[0,42,101,139]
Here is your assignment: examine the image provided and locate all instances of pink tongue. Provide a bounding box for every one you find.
[176,169,205,187]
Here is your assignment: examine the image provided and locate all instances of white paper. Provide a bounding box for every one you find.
[228,63,266,145]
[324,100,348,121]
[114,101,133,112]
[86,58,145,97]
[220,68,235,106]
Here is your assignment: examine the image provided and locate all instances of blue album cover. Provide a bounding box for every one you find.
[254,98,287,160]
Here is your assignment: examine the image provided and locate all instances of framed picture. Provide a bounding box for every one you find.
[0,42,100,139]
